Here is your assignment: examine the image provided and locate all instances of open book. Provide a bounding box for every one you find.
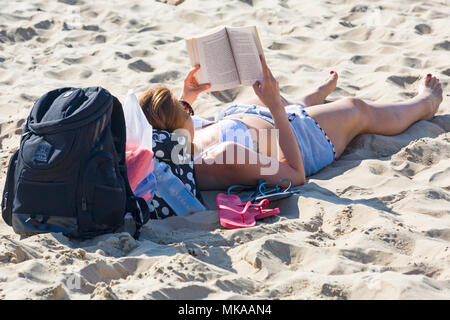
[185,26,264,92]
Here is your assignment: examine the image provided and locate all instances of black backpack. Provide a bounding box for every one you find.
[1,87,154,239]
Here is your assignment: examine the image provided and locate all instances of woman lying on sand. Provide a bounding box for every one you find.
[138,56,443,190]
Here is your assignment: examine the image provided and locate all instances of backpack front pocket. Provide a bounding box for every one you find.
[14,179,76,217]
[81,151,126,227]
[92,185,125,226]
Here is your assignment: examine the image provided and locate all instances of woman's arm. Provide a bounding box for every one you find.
[195,57,306,190]
[252,56,306,181]
[180,65,211,105]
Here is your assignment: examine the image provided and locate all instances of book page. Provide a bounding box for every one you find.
[189,28,240,92]
[186,38,200,73]
[226,26,263,87]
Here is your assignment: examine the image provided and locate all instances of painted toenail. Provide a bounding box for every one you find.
[330,71,335,74]
[427,73,432,77]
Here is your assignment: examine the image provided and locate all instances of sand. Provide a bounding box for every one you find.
[0,0,449,300]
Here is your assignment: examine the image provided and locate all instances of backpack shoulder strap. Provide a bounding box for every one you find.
[1,150,19,226]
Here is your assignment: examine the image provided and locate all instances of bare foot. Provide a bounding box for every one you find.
[296,71,339,107]
[317,71,339,102]
[417,74,443,119]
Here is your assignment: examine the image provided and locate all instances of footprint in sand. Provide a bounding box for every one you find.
[0,237,42,264]
[350,5,369,12]
[425,229,450,242]
[82,25,101,32]
[36,37,49,43]
[339,21,356,28]
[16,119,25,128]
[138,26,159,33]
[45,67,92,80]
[109,15,123,25]
[0,27,37,43]
[150,70,181,83]
[211,88,241,103]
[34,20,53,30]
[152,37,183,46]
[20,94,37,102]
[63,34,90,43]
[320,283,347,299]
[156,0,185,5]
[94,34,106,43]
[15,27,37,41]
[350,55,372,65]
[129,49,152,58]
[386,75,419,88]
[238,0,253,6]
[268,41,289,50]
[411,4,427,13]
[403,57,422,69]
[130,4,140,11]
[62,56,94,65]
[128,59,154,73]
[115,52,132,60]
[347,85,361,91]
[58,0,84,5]
[414,24,432,35]
[433,40,450,51]
[63,57,82,65]
[127,19,145,29]
[393,138,450,167]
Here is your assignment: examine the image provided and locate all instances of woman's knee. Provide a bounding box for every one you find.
[341,97,372,129]
[340,97,369,111]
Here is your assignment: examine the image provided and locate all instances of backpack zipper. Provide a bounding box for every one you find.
[82,197,87,211]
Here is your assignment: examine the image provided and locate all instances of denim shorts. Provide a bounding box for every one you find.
[220,104,336,177]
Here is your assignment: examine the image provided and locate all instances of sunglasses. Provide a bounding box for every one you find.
[179,99,194,116]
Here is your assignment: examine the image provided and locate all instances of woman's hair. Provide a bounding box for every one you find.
[138,87,189,131]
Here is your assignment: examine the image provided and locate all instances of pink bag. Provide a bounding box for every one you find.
[123,90,154,192]
[126,147,153,192]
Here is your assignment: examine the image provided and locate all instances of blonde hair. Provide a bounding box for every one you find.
[138,87,189,131]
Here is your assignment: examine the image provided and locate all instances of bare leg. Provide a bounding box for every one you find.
[242,72,339,107]
[305,75,443,157]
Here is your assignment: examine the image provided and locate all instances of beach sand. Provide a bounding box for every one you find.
[0,0,449,299]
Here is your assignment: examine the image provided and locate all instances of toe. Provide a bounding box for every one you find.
[431,77,438,88]
[329,71,337,78]
[434,77,441,88]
